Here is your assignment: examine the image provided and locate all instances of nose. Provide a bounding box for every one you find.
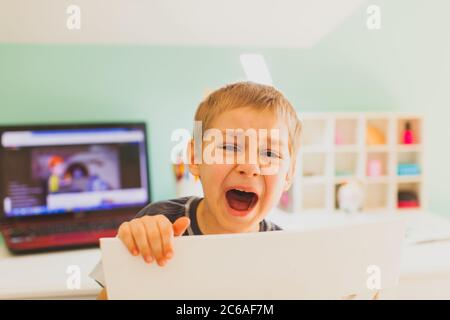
[236,163,261,177]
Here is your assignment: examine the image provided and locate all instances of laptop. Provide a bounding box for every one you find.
[0,123,151,254]
[100,218,405,299]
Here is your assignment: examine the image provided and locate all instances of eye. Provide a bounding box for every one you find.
[261,149,281,159]
[220,144,241,152]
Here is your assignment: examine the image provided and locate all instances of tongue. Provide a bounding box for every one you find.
[226,190,254,211]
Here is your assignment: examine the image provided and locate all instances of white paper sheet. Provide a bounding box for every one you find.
[100,218,405,300]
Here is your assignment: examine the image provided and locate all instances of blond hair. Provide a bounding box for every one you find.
[194,81,302,160]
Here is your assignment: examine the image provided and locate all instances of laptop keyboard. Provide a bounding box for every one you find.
[8,219,125,238]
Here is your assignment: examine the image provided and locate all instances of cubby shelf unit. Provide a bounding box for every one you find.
[280,112,426,214]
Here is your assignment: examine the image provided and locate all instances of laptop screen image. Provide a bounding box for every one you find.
[0,123,150,219]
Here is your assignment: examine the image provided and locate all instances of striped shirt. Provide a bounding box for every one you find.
[89,196,281,287]
[135,196,282,234]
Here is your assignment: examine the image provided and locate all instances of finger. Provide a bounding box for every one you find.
[129,219,153,264]
[117,222,138,256]
[157,217,174,260]
[173,217,190,237]
[143,216,165,266]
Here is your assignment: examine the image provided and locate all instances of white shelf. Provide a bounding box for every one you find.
[366,176,391,184]
[334,176,357,183]
[335,145,359,152]
[366,145,391,152]
[397,208,424,214]
[301,146,329,153]
[301,176,328,184]
[397,176,423,183]
[286,112,425,215]
[397,145,423,152]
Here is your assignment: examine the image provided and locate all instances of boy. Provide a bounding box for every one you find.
[91,81,302,299]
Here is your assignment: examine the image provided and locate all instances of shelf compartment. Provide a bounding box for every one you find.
[366,152,389,177]
[302,152,327,178]
[397,151,421,176]
[363,183,389,211]
[335,152,358,177]
[335,118,358,146]
[334,182,363,211]
[301,118,328,147]
[366,118,389,146]
[302,183,327,210]
[397,118,422,145]
[397,182,421,210]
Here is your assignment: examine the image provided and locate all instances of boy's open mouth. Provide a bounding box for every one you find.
[225,189,259,212]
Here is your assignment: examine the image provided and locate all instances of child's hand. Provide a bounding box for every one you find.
[117,215,190,266]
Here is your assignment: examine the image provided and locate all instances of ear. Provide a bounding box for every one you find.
[283,159,297,192]
[187,138,201,177]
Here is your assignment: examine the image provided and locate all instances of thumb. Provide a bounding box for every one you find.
[173,217,190,236]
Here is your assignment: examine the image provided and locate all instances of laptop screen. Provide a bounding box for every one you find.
[0,124,150,218]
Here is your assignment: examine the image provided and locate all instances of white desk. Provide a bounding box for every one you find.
[1,211,449,299]
[398,241,450,299]
[0,243,101,299]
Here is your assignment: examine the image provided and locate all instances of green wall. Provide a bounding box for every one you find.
[1,0,449,217]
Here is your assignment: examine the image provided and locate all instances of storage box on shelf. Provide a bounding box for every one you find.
[279,113,425,214]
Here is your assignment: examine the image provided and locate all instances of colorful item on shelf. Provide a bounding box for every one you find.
[366,125,386,145]
[397,190,419,208]
[173,161,185,181]
[367,159,382,177]
[337,180,364,214]
[403,121,414,144]
[279,191,291,209]
[335,128,343,145]
[397,163,420,176]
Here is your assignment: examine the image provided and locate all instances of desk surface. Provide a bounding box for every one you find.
[0,243,101,299]
[1,211,450,299]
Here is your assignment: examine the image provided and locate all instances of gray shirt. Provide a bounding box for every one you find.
[89,196,281,287]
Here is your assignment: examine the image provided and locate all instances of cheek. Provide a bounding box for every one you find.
[263,175,286,203]
[199,164,232,196]
[262,160,291,201]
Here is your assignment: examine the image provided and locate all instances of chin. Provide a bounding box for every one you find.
[220,206,265,232]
